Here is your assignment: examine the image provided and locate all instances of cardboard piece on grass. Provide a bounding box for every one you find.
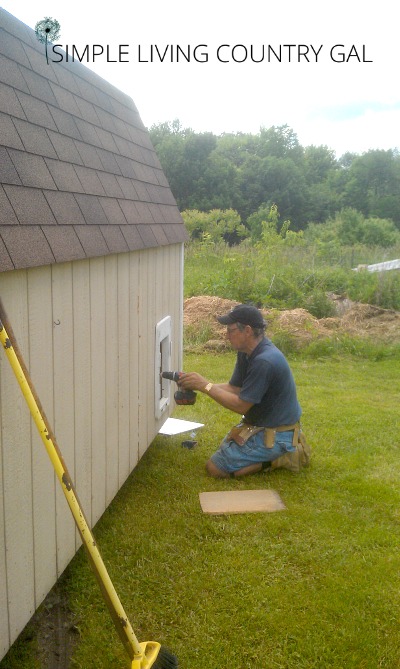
[158,417,204,435]
[199,489,286,515]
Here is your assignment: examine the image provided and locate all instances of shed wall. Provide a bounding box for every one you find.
[0,243,183,659]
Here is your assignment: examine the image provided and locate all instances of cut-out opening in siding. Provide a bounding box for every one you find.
[155,316,171,419]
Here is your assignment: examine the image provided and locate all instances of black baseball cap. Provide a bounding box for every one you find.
[217,304,266,329]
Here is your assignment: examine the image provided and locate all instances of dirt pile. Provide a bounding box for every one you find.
[184,295,400,348]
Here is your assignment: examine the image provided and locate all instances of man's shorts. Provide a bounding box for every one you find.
[210,429,296,474]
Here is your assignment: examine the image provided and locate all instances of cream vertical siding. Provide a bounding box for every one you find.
[0,243,183,659]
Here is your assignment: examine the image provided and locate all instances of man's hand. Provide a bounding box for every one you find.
[179,372,253,415]
[178,372,208,391]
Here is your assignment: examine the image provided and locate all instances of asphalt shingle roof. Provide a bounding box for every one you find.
[0,8,187,272]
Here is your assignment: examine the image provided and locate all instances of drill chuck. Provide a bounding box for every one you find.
[161,371,181,382]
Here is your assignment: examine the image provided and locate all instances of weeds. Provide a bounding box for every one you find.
[185,241,400,314]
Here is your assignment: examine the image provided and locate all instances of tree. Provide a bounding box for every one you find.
[344,150,400,224]
[257,125,304,164]
[149,119,399,232]
[239,155,309,229]
[149,122,239,212]
[303,145,337,183]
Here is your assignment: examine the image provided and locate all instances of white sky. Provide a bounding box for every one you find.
[2,0,399,158]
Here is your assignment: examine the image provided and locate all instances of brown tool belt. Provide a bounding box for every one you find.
[264,422,300,448]
[227,421,300,448]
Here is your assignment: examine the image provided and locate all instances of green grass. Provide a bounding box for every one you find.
[3,352,400,669]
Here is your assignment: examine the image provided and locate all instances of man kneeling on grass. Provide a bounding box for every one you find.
[179,304,310,478]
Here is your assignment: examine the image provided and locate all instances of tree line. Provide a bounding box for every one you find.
[149,121,400,237]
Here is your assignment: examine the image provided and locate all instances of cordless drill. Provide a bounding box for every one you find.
[161,371,197,405]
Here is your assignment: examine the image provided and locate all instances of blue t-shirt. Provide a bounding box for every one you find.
[229,337,301,427]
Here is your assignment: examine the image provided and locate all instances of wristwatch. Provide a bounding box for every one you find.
[204,382,213,393]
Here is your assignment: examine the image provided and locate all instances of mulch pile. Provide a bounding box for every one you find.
[184,295,400,349]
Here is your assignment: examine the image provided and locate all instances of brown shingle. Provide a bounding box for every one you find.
[74,194,109,225]
[146,183,167,203]
[159,205,184,224]
[142,148,162,170]
[42,226,85,262]
[47,131,84,165]
[156,171,171,188]
[115,155,137,179]
[0,111,24,150]
[95,126,119,153]
[43,191,86,225]
[0,234,14,271]
[0,11,32,42]
[50,83,80,117]
[116,177,139,200]
[164,224,188,243]
[0,80,25,118]
[137,225,157,247]
[148,203,166,224]
[74,225,109,257]
[96,171,124,198]
[99,198,127,225]
[131,180,149,201]
[74,75,99,106]
[13,118,58,158]
[20,66,58,105]
[114,134,143,161]
[44,158,85,192]
[134,201,155,224]
[112,115,133,141]
[74,141,103,170]
[1,225,55,268]
[118,200,141,224]
[0,186,19,224]
[74,165,105,195]
[0,53,29,91]
[150,224,169,246]
[23,44,59,84]
[4,184,57,225]
[0,147,22,185]
[95,106,117,134]
[0,27,31,68]
[74,97,101,125]
[49,106,82,140]
[96,149,122,176]
[8,149,56,189]
[99,225,130,254]
[53,64,82,97]
[15,90,58,130]
[120,225,146,251]
[74,117,103,147]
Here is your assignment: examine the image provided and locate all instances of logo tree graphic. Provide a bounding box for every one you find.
[35,17,61,64]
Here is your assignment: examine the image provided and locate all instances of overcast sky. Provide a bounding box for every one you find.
[2,0,399,158]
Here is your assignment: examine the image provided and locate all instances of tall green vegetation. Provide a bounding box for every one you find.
[184,206,400,314]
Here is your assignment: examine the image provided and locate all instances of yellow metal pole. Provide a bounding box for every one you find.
[0,302,159,668]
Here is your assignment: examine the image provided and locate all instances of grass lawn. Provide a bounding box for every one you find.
[2,352,400,668]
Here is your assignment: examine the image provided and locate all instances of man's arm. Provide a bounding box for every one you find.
[178,372,253,415]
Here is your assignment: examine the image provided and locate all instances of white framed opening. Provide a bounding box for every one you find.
[155,315,172,419]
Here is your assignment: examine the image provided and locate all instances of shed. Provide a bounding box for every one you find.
[0,7,188,661]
